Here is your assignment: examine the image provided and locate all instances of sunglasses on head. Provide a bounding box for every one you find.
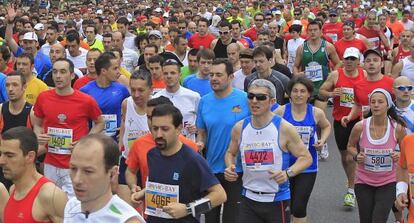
[247,92,268,101]
[395,85,414,91]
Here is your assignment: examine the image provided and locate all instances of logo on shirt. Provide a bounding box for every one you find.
[173,172,180,181]
[128,117,134,126]
[232,105,241,113]
[57,114,67,123]
[17,212,24,219]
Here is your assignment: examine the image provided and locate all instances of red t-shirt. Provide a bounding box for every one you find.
[73,76,95,90]
[393,46,411,64]
[349,17,364,29]
[244,27,259,41]
[188,33,216,49]
[34,89,102,168]
[2,66,13,75]
[357,26,382,51]
[332,68,365,121]
[322,22,343,43]
[353,75,394,109]
[334,38,367,59]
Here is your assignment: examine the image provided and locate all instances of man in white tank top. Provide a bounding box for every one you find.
[224,79,312,223]
[392,38,414,82]
[117,71,152,204]
[286,24,305,72]
[64,134,146,223]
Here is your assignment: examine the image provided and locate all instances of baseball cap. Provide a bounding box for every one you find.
[154,7,162,13]
[329,9,338,16]
[96,9,103,14]
[363,49,382,58]
[148,30,162,39]
[215,7,224,15]
[274,10,282,15]
[343,20,355,29]
[23,32,38,42]
[343,47,360,59]
[136,15,147,22]
[34,23,44,31]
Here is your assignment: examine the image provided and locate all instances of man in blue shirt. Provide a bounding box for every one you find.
[5,6,52,79]
[0,73,8,103]
[183,49,214,97]
[196,58,249,223]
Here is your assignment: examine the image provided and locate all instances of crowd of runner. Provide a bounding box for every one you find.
[1,0,414,222]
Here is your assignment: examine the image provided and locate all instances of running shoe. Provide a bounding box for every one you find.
[320,143,329,160]
[344,192,356,207]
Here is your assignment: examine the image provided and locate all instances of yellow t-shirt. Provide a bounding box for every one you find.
[120,67,131,79]
[25,77,48,105]
[111,23,118,31]
[86,39,104,52]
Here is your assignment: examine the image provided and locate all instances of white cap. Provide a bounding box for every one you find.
[96,9,103,14]
[390,8,398,14]
[343,47,360,59]
[23,32,38,42]
[154,7,162,13]
[292,20,301,25]
[274,10,282,15]
[34,23,44,31]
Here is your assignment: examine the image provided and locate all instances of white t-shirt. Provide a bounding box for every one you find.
[63,195,146,223]
[232,69,250,90]
[66,48,88,71]
[198,12,212,20]
[403,20,414,31]
[122,48,139,74]
[154,87,200,140]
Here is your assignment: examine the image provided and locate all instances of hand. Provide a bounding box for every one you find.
[6,4,16,23]
[313,139,325,151]
[163,202,189,219]
[37,133,51,145]
[332,88,342,97]
[131,186,144,204]
[391,151,400,163]
[395,193,409,211]
[355,152,365,164]
[341,116,350,127]
[68,141,78,151]
[196,141,204,152]
[372,24,380,32]
[268,169,288,184]
[187,124,197,135]
[224,165,238,182]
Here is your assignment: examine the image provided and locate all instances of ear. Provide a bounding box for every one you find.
[26,150,36,163]
[109,165,119,181]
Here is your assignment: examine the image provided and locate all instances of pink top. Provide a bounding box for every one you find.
[355,117,398,187]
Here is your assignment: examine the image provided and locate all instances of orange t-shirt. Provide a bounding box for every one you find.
[399,134,414,223]
[60,38,91,50]
[126,133,198,187]
[152,78,166,95]
[386,20,404,42]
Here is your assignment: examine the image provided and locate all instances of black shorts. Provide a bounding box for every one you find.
[239,196,290,223]
[333,119,359,151]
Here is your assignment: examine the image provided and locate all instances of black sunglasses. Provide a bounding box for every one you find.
[344,57,358,61]
[247,93,268,101]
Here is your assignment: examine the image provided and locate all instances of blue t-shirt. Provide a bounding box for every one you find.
[15,47,52,80]
[147,144,219,223]
[183,74,212,97]
[80,80,129,130]
[196,89,249,173]
[0,73,8,103]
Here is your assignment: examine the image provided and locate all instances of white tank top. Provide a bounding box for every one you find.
[122,96,150,158]
[63,195,146,223]
[287,38,305,72]
[401,57,414,83]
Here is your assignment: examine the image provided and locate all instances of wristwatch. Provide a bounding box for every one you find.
[186,203,192,216]
[285,168,294,178]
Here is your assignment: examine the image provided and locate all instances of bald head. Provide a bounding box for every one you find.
[112,31,124,49]
[394,76,412,87]
[50,43,66,63]
[394,76,413,104]
[227,43,240,52]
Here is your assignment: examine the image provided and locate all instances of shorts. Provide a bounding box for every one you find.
[44,163,75,198]
[333,119,359,151]
[118,156,127,185]
[309,95,328,105]
[239,196,290,223]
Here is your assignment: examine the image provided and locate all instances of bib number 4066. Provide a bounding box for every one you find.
[151,195,171,207]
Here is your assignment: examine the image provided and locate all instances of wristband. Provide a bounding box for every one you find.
[353,153,359,162]
[396,181,408,198]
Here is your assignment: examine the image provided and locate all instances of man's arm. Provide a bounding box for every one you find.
[210,39,218,49]
[41,182,68,223]
[341,103,362,127]
[293,44,304,76]
[327,43,341,70]
[5,5,19,55]
[314,107,331,150]
[196,128,207,152]
[319,71,339,98]
[89,115,104,134]
[118,99,127,149]
[31,113,49,155]
[224,121,242,182]
[391,61,403,79]
[204,184,227,208]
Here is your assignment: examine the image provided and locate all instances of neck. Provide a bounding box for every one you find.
[344,68,359,77]
[81,186,113,213]
[291,102,307,114]
[242,69,252,76]
[167,84,180,93]
[160,141,183,156]
[14,168,41,192]
[87,72,97,78]
[309,38,321,45]
[222,38,232,45]
[251,112,273,128]
[197,72,209,79]
[344,35,354,41]
[258,68,272,78]
[96,76,112,88]
[396,98,411,108]
[9,98,26,112]
[214,86,233,98]
[134,103,147,115]
[55,86,74,96]
[371,114,387,126]
[366,73,383,81]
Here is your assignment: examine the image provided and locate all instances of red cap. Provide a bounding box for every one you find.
[136,15,148,22]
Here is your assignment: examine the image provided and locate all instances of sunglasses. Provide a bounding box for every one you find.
[395,85,414,91]
[344,57,358,61]
[247,92,268,101]
[255,19,264,22]
[294,14,301,16]
[219,31,229,35]
[329,14,337,17]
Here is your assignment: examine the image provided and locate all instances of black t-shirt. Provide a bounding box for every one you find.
[273,36,285,57]
[147,144,219,223]
[272,63,292,79]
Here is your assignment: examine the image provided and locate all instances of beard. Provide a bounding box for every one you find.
[155,138,167,150]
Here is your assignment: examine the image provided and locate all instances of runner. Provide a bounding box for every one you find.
[319,47,366,207]
[211,20,239,59]
[348,88,406,223]
[131,104,226,222]
[394,76,414,133]
[275,76,331,223]
[32,58,104,197]
[183,49,214,97]
[197,58,249,223]
[285,24,305,72]
[188,18,216,50]
[225,78,312,223]
[322,9,343,44]
[73,48,102,90]
[0,182,8,221]
[392,38,414,81]
[147,55,166,96]
[63,133,146,223]
[334,21,368,60]
[391,30,412,65]
[357,11,390,52]
[232,48,254,90]
[1,127,67,222]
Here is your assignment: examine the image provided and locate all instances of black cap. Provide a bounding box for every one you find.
[343,20,355,29]
[363,49,382,59]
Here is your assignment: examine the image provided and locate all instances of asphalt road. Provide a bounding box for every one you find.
[307,108,404,223]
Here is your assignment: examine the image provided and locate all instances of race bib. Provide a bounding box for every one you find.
[364,148,393,172]
[241,141,276,171]
[327,33,338,43]
[409,173,414,204]
[127,130,148,149]
[102,114,117,136]
[296,126,312,149]
[340,87,355,108]
[48,127,73,155]
[305,63,323,82]
[145,181,179,219]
